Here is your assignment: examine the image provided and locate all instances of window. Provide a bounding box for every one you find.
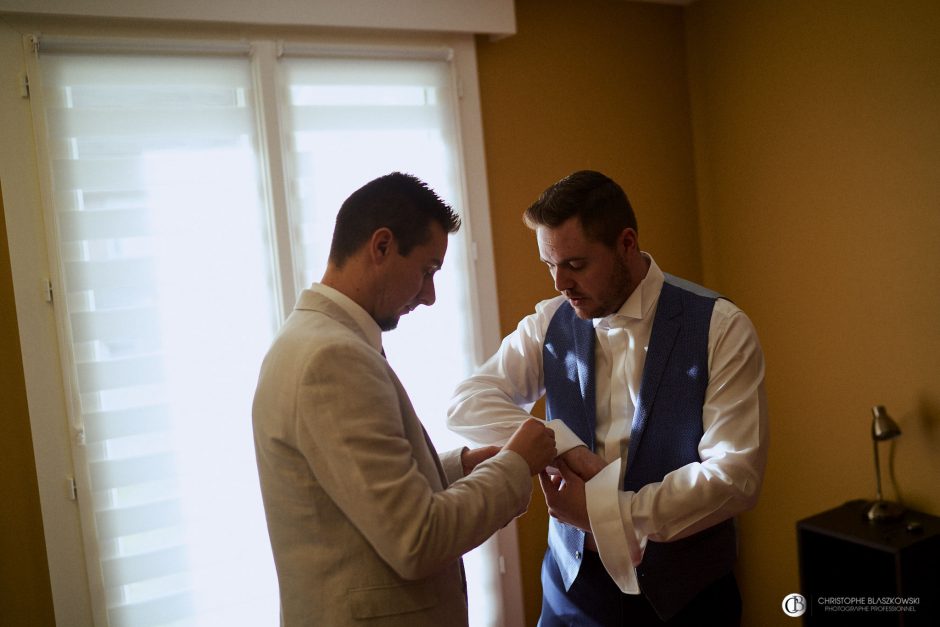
[16,30,514,626]
[35,43,281,626]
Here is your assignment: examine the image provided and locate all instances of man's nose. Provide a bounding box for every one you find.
[418,276,436,306]
[553,267,573,292]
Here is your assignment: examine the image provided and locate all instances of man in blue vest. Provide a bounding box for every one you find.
[447,170,768,625]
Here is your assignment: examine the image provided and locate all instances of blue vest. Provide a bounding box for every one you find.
[543,275,738,620]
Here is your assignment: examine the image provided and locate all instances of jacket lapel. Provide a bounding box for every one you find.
[294,289,449,488]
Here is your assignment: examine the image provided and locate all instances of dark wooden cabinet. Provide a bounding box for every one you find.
[796,500,940,625]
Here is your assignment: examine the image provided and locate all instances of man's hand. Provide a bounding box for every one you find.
[559,445,607,481]
[538,459,591,532]
[505,418,557,475]
[460,446,500,476]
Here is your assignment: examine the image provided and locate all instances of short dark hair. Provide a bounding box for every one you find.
[523,170,637,247]
[328,172,461,266]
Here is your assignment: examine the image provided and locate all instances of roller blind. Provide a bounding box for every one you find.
[33,38,485,626]
[278,50,477,421]
[276,50,492,626]
[38,47,280,626]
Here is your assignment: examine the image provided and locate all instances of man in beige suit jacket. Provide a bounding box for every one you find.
[253,172,556,626]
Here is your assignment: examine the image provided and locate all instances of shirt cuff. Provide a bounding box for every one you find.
[545,420,585,455]
[585,461,641,594]
[439,446,467,483]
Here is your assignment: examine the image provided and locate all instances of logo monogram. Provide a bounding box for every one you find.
[783,593,807,617]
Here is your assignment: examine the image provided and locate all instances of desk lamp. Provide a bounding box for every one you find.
[867,405,905,522]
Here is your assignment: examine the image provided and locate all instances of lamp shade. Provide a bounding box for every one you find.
[871,405,901,441]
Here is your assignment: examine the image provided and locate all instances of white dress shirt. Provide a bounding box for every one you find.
[447,255,768,594]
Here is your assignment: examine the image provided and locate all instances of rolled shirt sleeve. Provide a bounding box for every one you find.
[447,296,585,456]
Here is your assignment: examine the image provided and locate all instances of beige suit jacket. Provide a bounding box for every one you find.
[252,289,532,626]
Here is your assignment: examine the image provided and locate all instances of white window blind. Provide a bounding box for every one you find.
[37,46,281,627]
[30,36,504,627]
[278,50,477,429]
[277,52,497,626]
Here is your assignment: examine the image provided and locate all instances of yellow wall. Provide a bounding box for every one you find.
[0,183,56,626]
[3,0,939,625]
[478,0,940,625]
[685,1,940,625]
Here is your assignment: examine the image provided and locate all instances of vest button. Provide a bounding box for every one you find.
[575,551,582,560]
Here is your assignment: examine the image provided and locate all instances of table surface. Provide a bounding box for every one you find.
[797,500,940,552]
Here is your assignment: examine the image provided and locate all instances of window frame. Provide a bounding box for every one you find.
[1,17,516,626]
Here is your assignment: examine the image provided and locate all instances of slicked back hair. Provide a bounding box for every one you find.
[328,172,461,267]
[523,170,637,247]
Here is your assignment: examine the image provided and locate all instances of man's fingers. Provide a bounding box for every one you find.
[538,471,554,494]
[538,470,564,494]
[556,459,576,482]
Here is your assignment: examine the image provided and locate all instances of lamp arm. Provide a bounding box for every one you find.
[873,438,884,502]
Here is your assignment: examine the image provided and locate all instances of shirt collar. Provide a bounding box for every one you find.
[594,253,664,329]
[309,283,384,354]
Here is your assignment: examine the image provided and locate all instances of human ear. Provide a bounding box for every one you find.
[618,227,638,254]
[370,228,395,262]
